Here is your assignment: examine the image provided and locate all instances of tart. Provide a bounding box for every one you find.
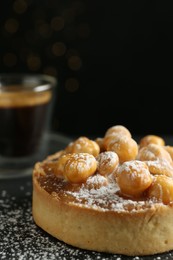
[32,125,173,256]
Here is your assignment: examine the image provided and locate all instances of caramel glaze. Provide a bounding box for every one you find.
[35,162,165,213]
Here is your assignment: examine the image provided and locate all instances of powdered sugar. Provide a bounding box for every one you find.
[117,160,149,173]
[68,153,96,171]
[66,173,161,212]
[146,159,173,168]
[97,151,118,164]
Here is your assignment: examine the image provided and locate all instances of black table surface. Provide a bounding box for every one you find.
[1,135,173,260]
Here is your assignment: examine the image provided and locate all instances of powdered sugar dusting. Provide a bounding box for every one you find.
[97,151,118,165]
[137,148,156,161]
[66,173,161,212]
[146,159,173,168]
[86,174,108,186]
[68,153,96,171]
[118,160,148,173]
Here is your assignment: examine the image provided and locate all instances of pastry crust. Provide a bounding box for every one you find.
[32,163,173,256]
[32,127,173,256]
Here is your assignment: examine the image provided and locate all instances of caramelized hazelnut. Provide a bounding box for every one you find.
[164,145,173,160]
[65,136,100,157]
[104,125,131,138]
[145,160,173,178]
[147,175,173,204]
[104,134,138,163]
[43,153,72,177]
[95,137,105,153]
[137,143,172,164]
[64,153,97,183]
[96,151,119,176]
[116,160,152,197]
[139,135,165,148]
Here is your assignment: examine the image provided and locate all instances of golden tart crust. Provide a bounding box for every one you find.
[32,162,173,256]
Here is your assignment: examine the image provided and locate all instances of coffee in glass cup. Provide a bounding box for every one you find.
[0,73,57,177]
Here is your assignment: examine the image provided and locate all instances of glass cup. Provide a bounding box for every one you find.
[0,73,57,178]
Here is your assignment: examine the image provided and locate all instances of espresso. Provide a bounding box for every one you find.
[0,88,52,157]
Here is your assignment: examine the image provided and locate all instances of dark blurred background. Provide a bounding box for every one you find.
[1,0,173,138]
